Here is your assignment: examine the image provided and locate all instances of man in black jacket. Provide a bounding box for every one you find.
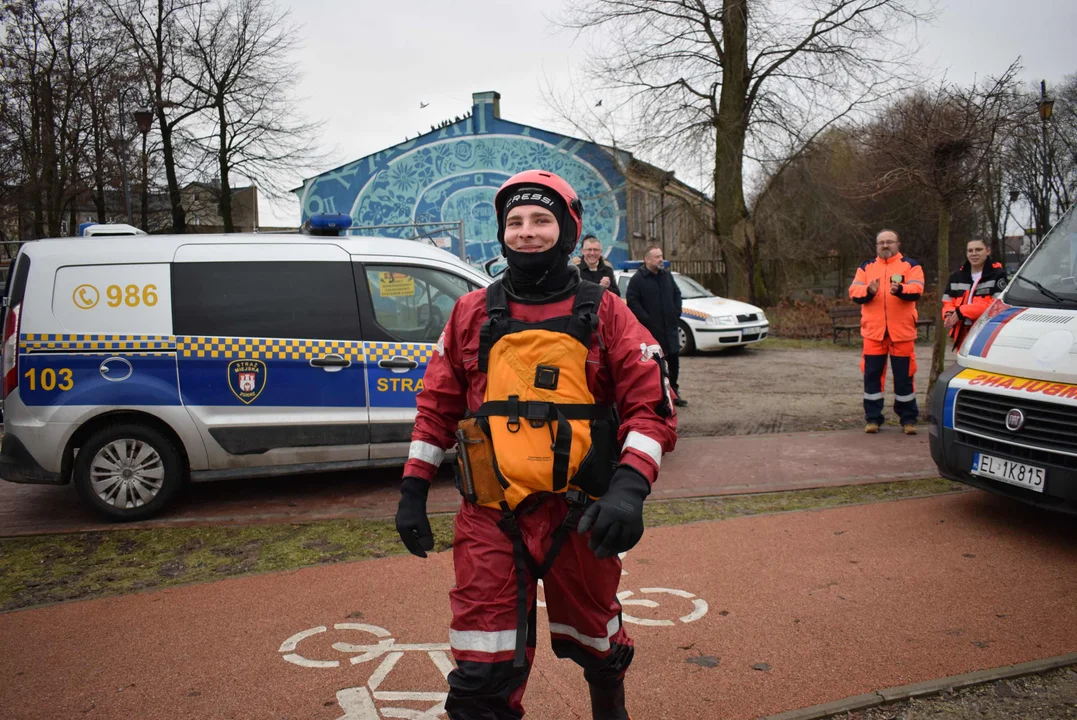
[626,246,687,407]
[572,235,620,296]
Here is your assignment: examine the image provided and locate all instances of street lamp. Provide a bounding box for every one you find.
[1036,80,1055,245]
[133,108,154,232]
[116,88,142,224]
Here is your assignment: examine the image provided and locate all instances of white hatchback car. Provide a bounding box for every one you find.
[615,265,769,354]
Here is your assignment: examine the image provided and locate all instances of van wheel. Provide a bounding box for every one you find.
[73,424,183,521]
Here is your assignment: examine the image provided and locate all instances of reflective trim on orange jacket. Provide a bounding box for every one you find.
[941,259,1008,349]
[847,252,924,342]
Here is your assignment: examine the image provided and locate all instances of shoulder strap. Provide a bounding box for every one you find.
[478,280,509,374]
[571,281,605,338]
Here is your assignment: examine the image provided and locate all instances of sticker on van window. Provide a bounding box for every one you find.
[53,264,172,334]
[378,272,415,298]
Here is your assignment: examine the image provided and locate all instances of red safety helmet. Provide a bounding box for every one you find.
[494,170,584,253]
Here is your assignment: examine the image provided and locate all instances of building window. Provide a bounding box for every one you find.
[631,188,645,238]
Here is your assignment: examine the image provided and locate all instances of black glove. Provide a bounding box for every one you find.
[395,476,434,558]
[577,465,651,558]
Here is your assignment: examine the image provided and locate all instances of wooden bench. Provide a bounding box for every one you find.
[829,306,861,343]
[830,306,936,343]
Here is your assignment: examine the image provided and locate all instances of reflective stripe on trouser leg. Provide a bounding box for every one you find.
[446,499,533,719]
[889,341,918,424]
[861,352,888,424]
[543,513,635,687]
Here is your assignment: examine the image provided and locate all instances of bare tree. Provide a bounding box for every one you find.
[561,0,931,303]
[106,0,210,233]
[864,62,1022,400]
[180,0,322,231]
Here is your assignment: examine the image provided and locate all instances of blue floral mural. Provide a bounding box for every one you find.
[296,97,629,265]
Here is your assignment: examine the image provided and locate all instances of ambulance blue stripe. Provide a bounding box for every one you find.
[967,307,1021,357]
[943,386,959,429]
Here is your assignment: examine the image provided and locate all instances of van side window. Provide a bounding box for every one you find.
[172,262,360,340]
[363,265,474,343]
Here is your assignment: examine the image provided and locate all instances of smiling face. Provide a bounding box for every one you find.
[503,205,560,253]
[581,238,603,266]
[966,239,988,269]
[876,231,900,260]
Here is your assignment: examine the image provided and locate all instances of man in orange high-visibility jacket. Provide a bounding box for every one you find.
[848,229,925,435]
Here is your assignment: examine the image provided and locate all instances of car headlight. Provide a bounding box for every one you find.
[705,315,737,326]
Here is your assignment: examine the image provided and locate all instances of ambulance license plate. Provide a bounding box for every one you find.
[971,453,1045,493]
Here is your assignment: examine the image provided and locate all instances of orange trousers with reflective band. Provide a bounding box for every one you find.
[860,337,918,425]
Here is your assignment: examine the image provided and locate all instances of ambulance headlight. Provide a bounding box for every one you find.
[706,315,737,326]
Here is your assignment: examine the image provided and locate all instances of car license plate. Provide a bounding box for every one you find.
[971,453,1046,493]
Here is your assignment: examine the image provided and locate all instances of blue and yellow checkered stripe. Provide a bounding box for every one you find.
[17,333,436,363]
[681,308,710,321]
[177,337,366,361]
[364,342,434,363]
[20,333,176,352]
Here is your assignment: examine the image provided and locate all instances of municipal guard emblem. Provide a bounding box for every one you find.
[228,360,267,404]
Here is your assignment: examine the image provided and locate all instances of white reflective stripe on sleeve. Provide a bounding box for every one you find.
[941,294,952,302]
[895,393,917,402]
[549,615,621,653]
[906,280,925,288]
[449,629,516,654]
[951,282,971,290]
[623,431,662,468]
[863,392,884,400]
[408,441,445,466]
[851,281,866,286]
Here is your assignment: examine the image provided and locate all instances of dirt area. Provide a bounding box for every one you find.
[844,665,1077,719]
[676,340,942,437]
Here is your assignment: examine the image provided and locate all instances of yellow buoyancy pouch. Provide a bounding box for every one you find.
[471,280,615,511]
[454,417,506,507]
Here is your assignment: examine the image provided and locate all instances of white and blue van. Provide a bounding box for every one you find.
[930,204,1077,513]
[0,228,490,520]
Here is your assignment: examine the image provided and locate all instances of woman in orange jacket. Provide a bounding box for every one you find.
[942,238,1008,350]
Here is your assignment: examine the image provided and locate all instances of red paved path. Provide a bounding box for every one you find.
[2,491,1075,720]
[0,430,934,536]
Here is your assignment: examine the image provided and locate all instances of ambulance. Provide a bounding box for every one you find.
[0,219,490,520]
[930,204,1077,513]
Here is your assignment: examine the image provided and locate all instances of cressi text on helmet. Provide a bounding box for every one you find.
[494,170,584,253]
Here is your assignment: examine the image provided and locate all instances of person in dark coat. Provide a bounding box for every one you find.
[626,245,687,406]
[572,235,620,296]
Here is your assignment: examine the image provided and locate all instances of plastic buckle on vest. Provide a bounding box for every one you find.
[565,488,591,507]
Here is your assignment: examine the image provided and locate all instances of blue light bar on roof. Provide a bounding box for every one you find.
[618,260,671,270]
[308,213,353,236]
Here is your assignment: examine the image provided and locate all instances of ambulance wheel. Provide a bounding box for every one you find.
[678,322,695,355]
[73,424,183,521]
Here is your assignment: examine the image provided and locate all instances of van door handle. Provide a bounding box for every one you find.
[378,358,418,370]
[310,354,351,368]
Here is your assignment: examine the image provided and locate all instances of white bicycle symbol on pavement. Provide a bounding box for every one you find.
[280,622,453,719]
[279,553,708,719]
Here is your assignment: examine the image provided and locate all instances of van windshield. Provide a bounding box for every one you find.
[1005,206,1077,308]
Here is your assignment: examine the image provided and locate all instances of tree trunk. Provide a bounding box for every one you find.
[926,196,952,410]
[217,101,234,233]
[713,0,751,300]
[157,109,186,234]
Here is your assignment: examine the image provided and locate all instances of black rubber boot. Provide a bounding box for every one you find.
[588,680,629,720]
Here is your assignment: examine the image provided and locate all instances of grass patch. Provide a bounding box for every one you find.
[0,478,962,613]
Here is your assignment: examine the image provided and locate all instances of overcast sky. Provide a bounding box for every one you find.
[261,0,1077,226]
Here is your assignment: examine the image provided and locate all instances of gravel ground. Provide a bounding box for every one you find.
[843,666,1077,719]
[676,340,942,437]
